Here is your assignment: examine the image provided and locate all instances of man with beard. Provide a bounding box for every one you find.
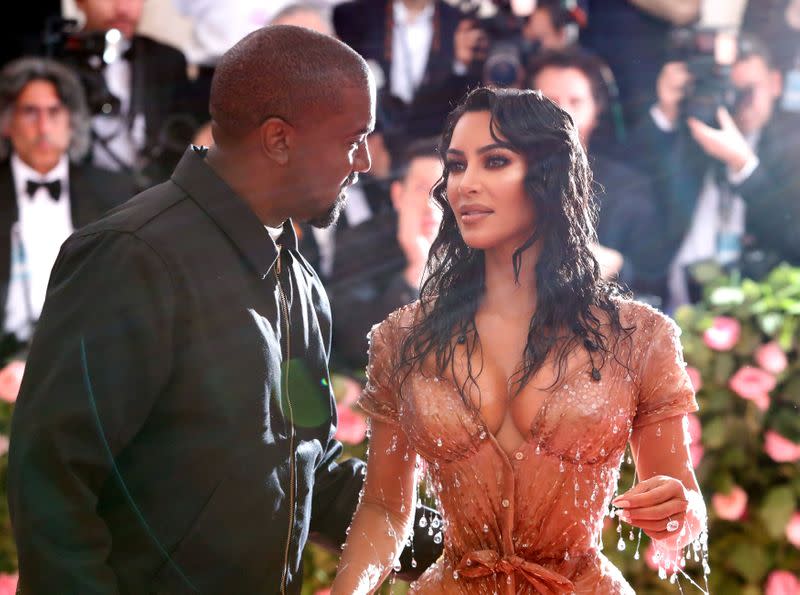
[8,26,440,593]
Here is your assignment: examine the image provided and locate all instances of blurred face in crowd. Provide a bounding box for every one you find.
[445,111,534,252]
[524,8,568,50]
[77,0,145,40]
[533,66,598,148]
[391,155,444,243]
[731,55,782,135]
[3,80,71,175]
[270,9,333,36]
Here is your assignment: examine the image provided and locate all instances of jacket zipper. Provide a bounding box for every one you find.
[276,253,297,595]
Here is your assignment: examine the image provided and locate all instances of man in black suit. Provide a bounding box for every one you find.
[8,26,438,593]
[629,34,800,308]
[333,0,482,163]
[0,57,133,362]
[68,0,193,190]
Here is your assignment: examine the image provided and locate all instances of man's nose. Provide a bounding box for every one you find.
[354,140,371,174]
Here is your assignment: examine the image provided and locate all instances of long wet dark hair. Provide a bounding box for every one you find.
[397,87,631,400]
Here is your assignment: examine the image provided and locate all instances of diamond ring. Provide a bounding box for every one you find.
[666,518,680,532]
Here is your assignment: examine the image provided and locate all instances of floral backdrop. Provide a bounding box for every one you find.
[0,267,799,594]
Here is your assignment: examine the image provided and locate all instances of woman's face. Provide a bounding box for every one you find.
[444,111,535,253]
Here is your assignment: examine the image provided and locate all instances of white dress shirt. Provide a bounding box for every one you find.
[5,155,75,340]
[91,42,147,171]
[390,1,435,104]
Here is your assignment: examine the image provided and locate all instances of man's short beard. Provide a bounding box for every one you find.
[308,191,347,229]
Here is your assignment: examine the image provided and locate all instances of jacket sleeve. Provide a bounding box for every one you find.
[734,140,800,263]
[8,230,174,594]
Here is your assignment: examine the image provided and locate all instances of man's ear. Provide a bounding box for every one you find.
[259,117,294,165]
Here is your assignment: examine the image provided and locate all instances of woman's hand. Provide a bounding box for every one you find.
[612,475,691,543]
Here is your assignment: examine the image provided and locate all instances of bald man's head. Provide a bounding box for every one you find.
[210,25,370,141]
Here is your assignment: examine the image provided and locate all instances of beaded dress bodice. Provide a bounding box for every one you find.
[358,299,698,594]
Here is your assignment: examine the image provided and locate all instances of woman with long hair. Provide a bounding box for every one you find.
[331,87,707,594]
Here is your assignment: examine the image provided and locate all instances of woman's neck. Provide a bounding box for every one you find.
[480,242,540,320]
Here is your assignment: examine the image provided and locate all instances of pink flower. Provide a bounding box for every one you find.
[644,542,659,571]
[0,574,17,595]
[685,367,703,392]
[729,366,776,411]
[703,316,740,351]
[331,375,363,405]
[690,444,704,468]
[0,360,24,403]
[335,404,368,445]
[686,414,702,444]
[712,485,748,521]
[787,513,800,548]
[764,431,800,463]
[755,341,789,375]
[765,570,800,595]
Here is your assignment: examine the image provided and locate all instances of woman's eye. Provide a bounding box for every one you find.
[445,161,465,173]
[486,155,509,168]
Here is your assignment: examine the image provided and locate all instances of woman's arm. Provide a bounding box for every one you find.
[616,415,706,552]
[331,417,418,594]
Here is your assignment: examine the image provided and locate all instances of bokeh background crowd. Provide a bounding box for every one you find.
[0,0,799,592]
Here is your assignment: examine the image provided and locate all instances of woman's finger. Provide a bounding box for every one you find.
[619,499,687,523]
[616,481,683,509]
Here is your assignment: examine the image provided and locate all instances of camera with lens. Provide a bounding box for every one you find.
[667,26,751,126]
[458,0,534,88]
[43,17,125,118]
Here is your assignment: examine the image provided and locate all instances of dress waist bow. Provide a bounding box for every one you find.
[456,550,575,594]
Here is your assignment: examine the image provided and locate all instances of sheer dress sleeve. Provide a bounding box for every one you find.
[357,317,402,425]
[633,313,699,429]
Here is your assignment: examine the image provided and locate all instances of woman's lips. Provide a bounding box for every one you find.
[459,206,493,224]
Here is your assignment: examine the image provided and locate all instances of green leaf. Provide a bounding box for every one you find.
[710,286,746,307]
[759,485,797,539]
[779,317,797,352]
[759,312,784,336]
[713,353,737,386]
[703,417,729,449]
[728,542,770,582]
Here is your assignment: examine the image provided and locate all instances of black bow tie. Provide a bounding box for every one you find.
[26,179,62,201]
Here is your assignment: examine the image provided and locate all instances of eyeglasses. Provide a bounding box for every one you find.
[14,104,69,124]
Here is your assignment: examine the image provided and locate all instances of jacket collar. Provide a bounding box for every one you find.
[170,146,298,279]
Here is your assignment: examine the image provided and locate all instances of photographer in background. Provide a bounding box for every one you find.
[333,0,482,163]
[629,33,800,309]
[523,0,583,52]
[582,0,700,125]
[60,0,192,190]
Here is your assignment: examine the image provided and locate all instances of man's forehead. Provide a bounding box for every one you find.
[339,87,375,132]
